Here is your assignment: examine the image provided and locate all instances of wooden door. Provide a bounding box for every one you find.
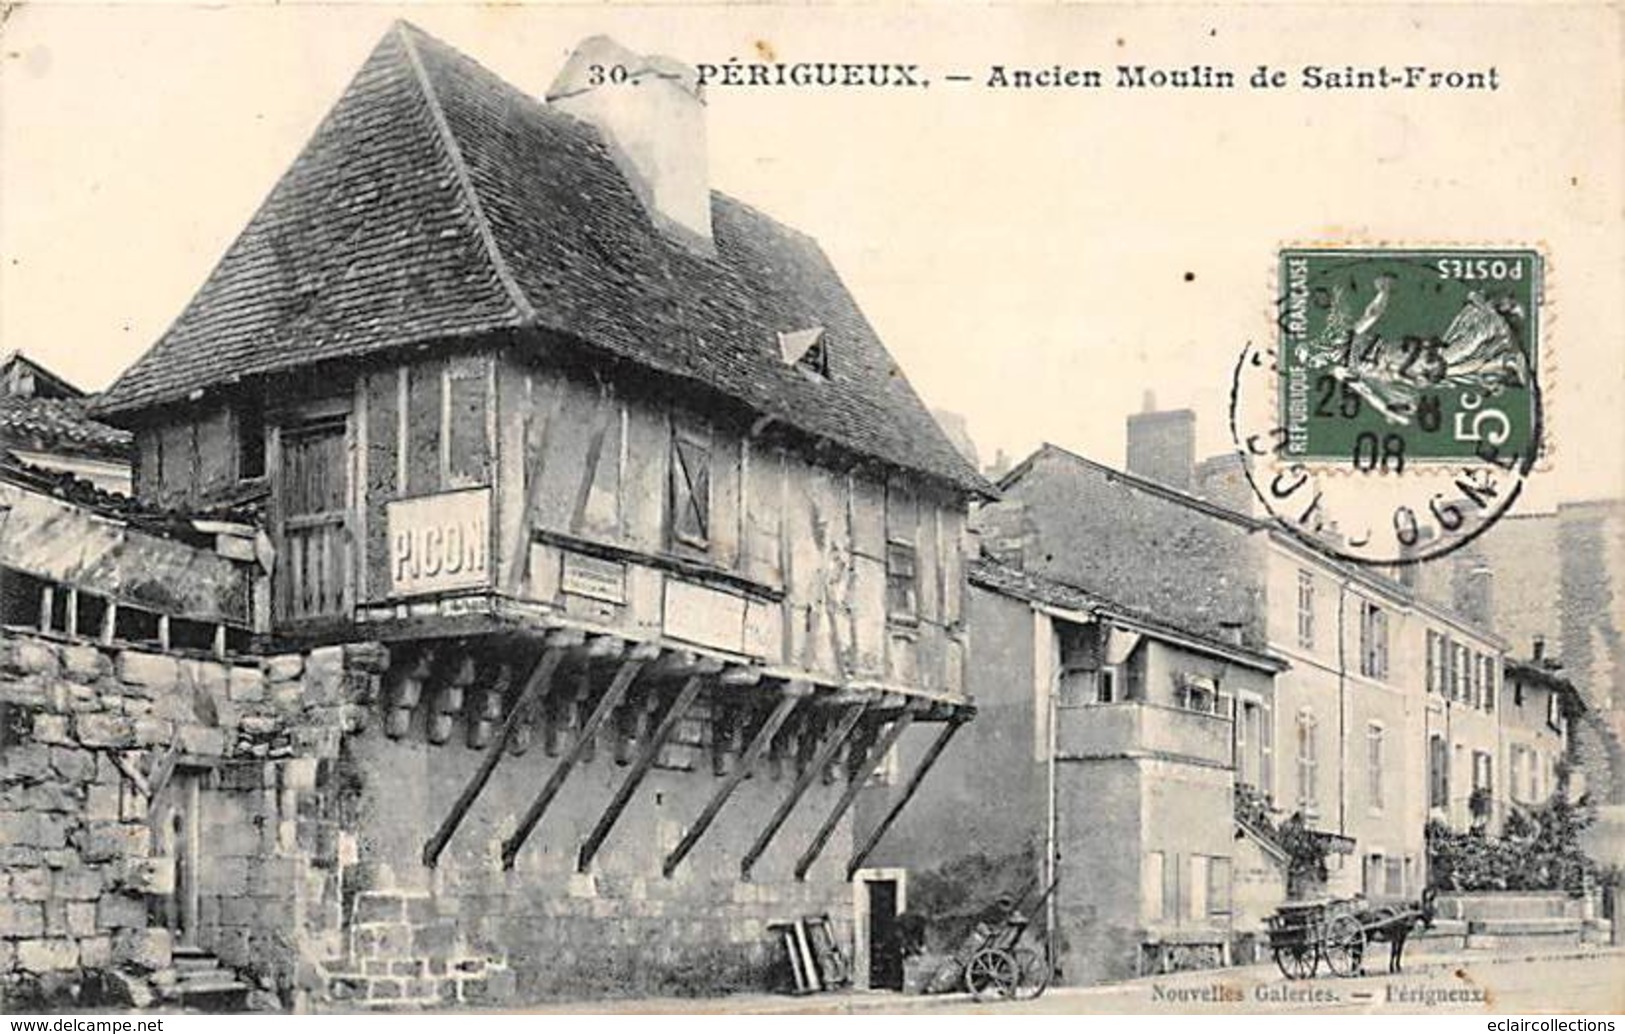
[277,418,350,623]
[867,880,903,991]
[151,770,201,947]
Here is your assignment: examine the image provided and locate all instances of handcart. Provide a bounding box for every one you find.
[958,879,1058,1002]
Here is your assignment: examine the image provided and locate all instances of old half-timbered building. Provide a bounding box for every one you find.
[87,23,987,1003]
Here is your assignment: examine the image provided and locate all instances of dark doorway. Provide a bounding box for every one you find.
[867,879,903,991]
[151,769,202,947]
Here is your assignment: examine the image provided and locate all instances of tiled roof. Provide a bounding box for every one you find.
[0,450,252,540]
[969,557,1287,672]
[0,397,132,461]
[95,23,991,498]
[2,352,86,400]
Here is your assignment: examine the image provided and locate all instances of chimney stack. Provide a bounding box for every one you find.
[1454,556,1496,631]
[547,36,714,254]
[1126,403,1196,491]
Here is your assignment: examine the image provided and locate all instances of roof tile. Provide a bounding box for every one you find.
[97,23,989,497]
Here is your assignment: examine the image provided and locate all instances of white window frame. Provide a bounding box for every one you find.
[1366,721,1385,812]
[1296,708,1319,816]
[1296,569,1316,649]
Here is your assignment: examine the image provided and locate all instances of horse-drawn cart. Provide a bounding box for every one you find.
[1265,898,1430,980]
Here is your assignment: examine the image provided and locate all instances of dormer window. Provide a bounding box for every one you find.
[778,326,829,379]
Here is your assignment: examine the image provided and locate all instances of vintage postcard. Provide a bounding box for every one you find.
[1,0,1621,1020]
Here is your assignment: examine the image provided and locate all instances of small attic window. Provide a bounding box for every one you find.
[778,327,829,379]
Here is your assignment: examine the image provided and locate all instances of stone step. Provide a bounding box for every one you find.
[1465,930,1583,952]
[178,968,239,985]
[176,978,250,995]
[1470,917,1584,936]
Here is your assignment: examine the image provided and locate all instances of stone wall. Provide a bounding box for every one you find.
[327,682,859,1006]
[2,627,862,1010]
[0,630,376,1010]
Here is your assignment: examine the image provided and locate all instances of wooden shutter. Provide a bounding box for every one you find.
[670,429,712,548]
[276,418,350,623]
[1208,856,1233,916]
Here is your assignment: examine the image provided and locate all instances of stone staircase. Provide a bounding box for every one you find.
[156,945,252,1010]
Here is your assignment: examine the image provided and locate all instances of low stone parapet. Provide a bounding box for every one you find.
[1435,892,1581,921]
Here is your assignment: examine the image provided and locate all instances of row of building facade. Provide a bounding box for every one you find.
[0,22,1618,1009]
[863,419,1597,985]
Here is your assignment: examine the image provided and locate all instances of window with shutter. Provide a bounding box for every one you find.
[1426,631,1439,694]
[886,540,918,622]
[1296,709,1319,815]
[1429,734,1449,809]
[1142,851,1166,923]
[670,430,712,549]
[1207,856,1232,917]
[1188,856,1210,920]
[1296,570,1316,649]
[1366,723,1385,811]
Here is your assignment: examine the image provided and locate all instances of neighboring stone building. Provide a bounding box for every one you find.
[0,353,131,496]
[977,418,1509,903]
[36,22,989,1009]
[1501,651,1584,815]
[858,559,1283,986]
[1453,503,1625,805]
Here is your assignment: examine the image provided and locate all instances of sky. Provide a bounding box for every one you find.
[2,2,1621,511]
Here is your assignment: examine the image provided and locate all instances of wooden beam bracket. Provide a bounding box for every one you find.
[576,673,708,872]
[662,681,809,878]
[792,711,916,881]
[845,715,968,880]
[501,656,647,869]
[421,644,566,868]
[739,701,869,882]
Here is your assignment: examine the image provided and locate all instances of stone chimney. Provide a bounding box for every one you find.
[547,36,713,254]
[1453,555,1496,631]
[1194,453,1257,517]
[1125,396,1196,491]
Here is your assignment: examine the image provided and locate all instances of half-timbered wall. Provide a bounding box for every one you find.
[126,347,969,697]
[132,405,242,510]
[348,348,967,694]
[485,351,966,694]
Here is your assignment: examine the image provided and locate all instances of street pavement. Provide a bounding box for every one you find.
[518,946,1625,1014]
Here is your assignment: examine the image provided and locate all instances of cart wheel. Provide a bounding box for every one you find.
[1011,946,1051,1001]
[1273,944,1318,980]
[1321,914,1366,977]
[965,947,1020,1001]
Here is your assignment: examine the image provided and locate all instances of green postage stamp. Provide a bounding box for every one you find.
[1277,248,1542,469]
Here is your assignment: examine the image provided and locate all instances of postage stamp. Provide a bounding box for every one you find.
[1230,246,1546,566]
[1277,248,1543,468]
